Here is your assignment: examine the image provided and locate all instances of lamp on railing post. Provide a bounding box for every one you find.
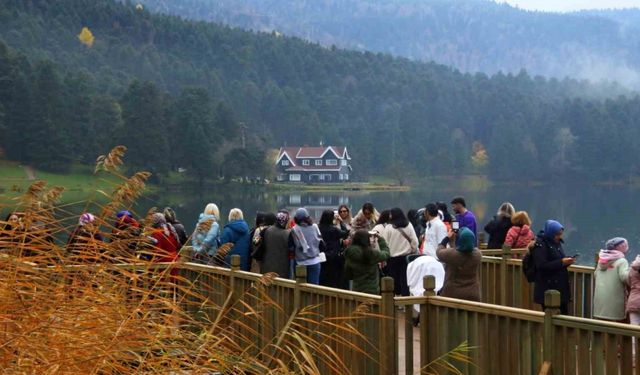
[420,275,436,374]
[380,277,397,375]
[500,245,512,306]
[543,290,561,370]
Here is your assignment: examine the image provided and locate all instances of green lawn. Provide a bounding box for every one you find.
[0,161,123,202]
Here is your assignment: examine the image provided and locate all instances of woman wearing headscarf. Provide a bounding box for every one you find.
[593,237,630,321]
[111,210,143,260]
[249,212,276,273]
[344,229,390,294]
[191,203,221,264]
[149,212,180,263]
[67,213,105,261]
[258,210,293,278]
[436,227,482,301]
[163,207,188,247]
[290,208,323,285]
[530,220,575,314]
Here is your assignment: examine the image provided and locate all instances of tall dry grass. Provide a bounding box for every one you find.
[0,146,471,374]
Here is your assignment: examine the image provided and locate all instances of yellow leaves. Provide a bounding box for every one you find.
[77,27,95,48]
[471,140,489,168]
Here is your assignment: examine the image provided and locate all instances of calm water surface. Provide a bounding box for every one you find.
[142,183,640,266]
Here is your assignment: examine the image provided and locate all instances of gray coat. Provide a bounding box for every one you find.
[259,226,291,279]
[436,245,482,302]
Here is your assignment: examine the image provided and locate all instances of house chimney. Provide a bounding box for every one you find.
[319,140,324,147]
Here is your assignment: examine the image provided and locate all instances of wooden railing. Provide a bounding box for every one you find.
[175,257,640,374]
[480,245,596,318]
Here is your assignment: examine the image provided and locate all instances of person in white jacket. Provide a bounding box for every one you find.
[381,208,419,296]
[422,203,448,258]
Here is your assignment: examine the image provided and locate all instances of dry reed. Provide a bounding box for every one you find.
[0,146,471,374]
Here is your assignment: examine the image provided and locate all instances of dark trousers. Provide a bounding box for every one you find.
[385,256,410,296]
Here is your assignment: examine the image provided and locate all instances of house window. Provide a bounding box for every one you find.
[345,174,349,181]
[282,160,289,166]
[315,160,322,166]
[326,159,337,166]
[289,174,301,181]
[290,195,301,204]
[302,159,310,166]
[277,174,285,181]
[324,174,332,181]
[341,160,347,166]
[339,174,344,181]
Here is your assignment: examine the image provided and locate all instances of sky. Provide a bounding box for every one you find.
[495,0,640,12]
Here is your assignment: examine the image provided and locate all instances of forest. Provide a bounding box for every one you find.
[135,0,640,87]
[1,0,640,182]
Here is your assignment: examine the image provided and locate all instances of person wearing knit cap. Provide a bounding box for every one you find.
[290,207,324,284]
[436,227,482,301]
[593,237,630,321]
[531,220,574,314]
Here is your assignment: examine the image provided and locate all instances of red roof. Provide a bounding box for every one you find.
[277,146,350,164]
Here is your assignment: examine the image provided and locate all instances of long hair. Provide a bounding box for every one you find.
[376,210,391,225]
[389,207,409,228]
[497,202,515,218]
[203,203,220,218]
[319,210,335,227]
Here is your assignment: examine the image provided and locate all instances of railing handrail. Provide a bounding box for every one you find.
[553,315,640,336]
[424,295,545,322]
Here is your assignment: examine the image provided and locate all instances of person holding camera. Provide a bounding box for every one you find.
[344,229,391,294]
[436,227,482,301]
[530,220,574,314]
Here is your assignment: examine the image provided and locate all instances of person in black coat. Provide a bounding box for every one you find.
[484,202,514,249]
[319,210,350,289]
[531,220,575,314]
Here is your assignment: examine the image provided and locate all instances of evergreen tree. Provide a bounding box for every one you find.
[172,87,216,184]
[119,80,170,176]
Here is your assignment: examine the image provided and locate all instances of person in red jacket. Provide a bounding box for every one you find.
[149,213,179,263]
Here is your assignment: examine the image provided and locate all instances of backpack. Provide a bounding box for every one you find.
[522,245,538,283]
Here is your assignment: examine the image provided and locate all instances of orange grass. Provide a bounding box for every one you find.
[0,146,380,374]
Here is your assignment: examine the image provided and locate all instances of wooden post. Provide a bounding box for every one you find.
[500,245,512,306]
[543,290,561,368]
[380,277,397,375]
[478,232,487,249]
[294,265,307,310]
[420,276,436,375]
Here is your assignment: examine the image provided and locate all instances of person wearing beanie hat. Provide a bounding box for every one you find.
[436,227,482,301]
[531,219,574,314]
[291,207,324,284]
[593,237,630,321]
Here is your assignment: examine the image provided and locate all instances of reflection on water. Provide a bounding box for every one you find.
[141,183,640,266]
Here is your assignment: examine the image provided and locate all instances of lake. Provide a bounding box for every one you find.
[142,182,640,266]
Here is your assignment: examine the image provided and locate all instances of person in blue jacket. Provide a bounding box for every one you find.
[220,208,251,271]
[191,203,221,264]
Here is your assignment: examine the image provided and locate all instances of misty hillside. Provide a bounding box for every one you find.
[135,0,640,87]
[2,0,640,182]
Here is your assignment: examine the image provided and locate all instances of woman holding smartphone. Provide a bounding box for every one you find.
[530,220,574,314]
[344,229,390,294]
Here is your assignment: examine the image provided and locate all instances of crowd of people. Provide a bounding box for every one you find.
[3,196,640,330]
